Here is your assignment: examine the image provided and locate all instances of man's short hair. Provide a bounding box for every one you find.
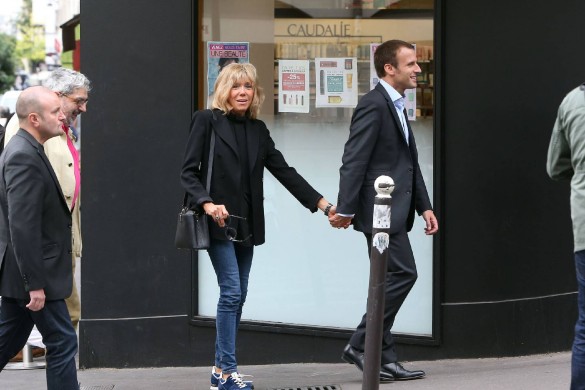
[374,40,415,78]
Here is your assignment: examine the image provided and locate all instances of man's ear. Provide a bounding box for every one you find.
[28,113,40,127]
[384,63,395,76]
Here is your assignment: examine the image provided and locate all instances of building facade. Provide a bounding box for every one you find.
[78,0,583,368]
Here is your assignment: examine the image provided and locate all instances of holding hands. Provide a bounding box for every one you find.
[316,198,352,229]
[329,211,352,229]
[317,198,351,229]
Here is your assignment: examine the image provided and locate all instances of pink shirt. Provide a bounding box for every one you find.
[63,125,80,210]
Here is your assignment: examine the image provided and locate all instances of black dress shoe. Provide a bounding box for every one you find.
[341,344,364,371]
[342,345,395,382]
[380,362,425,380]
[379,371,395,382]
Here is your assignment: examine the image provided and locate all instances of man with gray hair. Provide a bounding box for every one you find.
[5,67,90,335]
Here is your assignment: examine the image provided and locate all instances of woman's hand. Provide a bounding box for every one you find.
[202,202,229,227]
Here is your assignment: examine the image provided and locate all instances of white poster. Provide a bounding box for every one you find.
[369,43,417,121]
[278,60,310,113]
[315,58,358,108]
[404,88,416,121]
[370,43,381,91]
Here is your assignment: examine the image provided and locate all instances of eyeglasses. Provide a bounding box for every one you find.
[224,214,252,243]
[59,93,89,107]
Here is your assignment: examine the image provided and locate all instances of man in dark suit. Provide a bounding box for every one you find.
[0,86,79,389]
[330,40,438,381]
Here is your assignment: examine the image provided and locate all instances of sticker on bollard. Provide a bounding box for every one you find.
[372,232,389,254]
[373,205,390,228]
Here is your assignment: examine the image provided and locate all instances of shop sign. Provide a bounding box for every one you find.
[286,22,351,37]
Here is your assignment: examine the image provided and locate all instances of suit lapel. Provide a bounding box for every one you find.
[210,112,238,156]
[375,83,409,145]
[17,130,70,213]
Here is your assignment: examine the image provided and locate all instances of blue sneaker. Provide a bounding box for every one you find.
[210,367,222,390]
[212,369,254,390]
[218,372,253,390]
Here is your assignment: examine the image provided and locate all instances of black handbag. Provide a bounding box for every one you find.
[175,206,209,250]
[175,128,215,250]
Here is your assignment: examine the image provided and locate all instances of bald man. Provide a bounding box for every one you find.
[4,68,90,331]
[0,87,79,389]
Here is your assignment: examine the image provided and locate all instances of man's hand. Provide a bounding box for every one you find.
[422,210,438,235]
[329,213,352,229]
[26,289,46,311]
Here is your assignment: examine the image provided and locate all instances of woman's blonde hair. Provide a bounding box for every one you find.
[211,62,265,119]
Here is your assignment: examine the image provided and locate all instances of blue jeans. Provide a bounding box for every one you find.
[0,297,78,389]
[573,250,585,390]
[208,238,254,374]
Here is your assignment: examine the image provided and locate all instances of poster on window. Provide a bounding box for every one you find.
[315,58,358,108]
[370,43,381,91]
[278,60,310,113]
[369,43,417,121]
[207,42,249,100]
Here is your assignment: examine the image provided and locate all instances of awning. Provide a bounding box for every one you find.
[60,14,80,52]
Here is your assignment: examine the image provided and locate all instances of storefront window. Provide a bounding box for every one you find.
[198,0,434,337]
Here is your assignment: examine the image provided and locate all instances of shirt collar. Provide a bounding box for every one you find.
[379,79,404,106]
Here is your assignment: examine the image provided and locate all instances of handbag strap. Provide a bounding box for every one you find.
[206,128,215,193]
[182,126,216,208]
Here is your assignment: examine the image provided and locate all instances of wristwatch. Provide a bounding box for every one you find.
[324,203,333,216]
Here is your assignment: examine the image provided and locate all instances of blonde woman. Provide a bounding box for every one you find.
[180,63,333,390]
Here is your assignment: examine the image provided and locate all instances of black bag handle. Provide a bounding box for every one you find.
[182,125,215,210]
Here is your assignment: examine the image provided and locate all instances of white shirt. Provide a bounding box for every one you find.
[379,79,409,144]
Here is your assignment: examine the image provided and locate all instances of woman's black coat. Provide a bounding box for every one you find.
[180,109,322,245]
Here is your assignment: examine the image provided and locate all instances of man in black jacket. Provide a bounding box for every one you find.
[0,86,78,389]
[330,40,438,381]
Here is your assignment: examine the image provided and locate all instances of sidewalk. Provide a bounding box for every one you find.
[0,351,571,390]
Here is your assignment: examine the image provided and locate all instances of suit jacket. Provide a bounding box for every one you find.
[5,115,81,257]
[0,129,73,300]
[337,83,432,234]
[180,109,322,245]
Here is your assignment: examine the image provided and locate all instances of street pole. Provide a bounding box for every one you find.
[362,175,394,390]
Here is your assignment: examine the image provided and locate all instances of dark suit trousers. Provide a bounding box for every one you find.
[0,297,78,389]
[348,231,418,364]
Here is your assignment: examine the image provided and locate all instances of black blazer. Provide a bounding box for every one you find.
[337,83,432,234]
[0,129,73,300]
[181,109,322,245]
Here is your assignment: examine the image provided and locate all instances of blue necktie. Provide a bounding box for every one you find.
[394,98,409,144]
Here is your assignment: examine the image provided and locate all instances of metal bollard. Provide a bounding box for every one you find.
[4,344,46,370]
[22,343,32,367]
[362,176,394,390]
